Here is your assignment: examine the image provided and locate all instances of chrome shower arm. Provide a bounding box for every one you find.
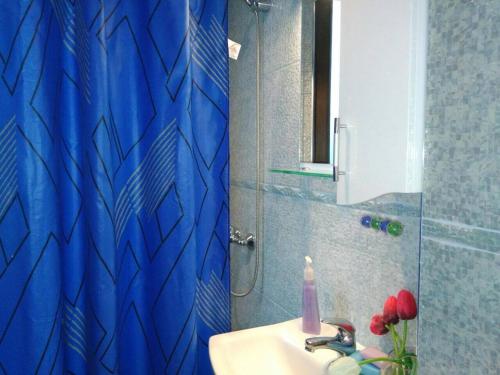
[242,0,272,12]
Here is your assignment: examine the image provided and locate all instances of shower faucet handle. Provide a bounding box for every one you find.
[229,225,255,249]
[230,225,241,237]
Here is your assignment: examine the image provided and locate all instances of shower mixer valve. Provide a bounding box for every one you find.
[230,225,255,248]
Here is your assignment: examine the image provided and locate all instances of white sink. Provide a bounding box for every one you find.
[209,319,356,375]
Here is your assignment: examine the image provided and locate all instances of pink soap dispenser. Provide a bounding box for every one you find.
[302,256,321,334]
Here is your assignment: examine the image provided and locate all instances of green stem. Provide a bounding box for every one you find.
[410,356,419,375]
[357,357,404,366]
[402,320,408,353]
[388,324,400,356]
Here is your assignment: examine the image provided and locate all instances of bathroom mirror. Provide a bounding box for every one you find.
[300,0,340,167]
[300,0,427,204]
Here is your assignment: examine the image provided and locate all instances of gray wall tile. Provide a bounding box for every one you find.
[420,1,500,373]
[418,238,500,374]
[423,0,500,229]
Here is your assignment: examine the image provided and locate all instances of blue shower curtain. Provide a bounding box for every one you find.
[0,0,229,373]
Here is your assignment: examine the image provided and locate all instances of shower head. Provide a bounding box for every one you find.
[243,0,272,12]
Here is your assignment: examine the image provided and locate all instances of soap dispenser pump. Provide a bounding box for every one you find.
[302,256,321,334]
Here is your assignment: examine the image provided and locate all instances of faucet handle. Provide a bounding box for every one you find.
[321,318,356,335]
[304,318,357,355]
[321,318,356,347]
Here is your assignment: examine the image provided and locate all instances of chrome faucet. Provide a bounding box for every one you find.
[230,225,255,248]
[305,318,356,356]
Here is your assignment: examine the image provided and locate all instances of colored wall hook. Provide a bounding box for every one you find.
[360,215,403,237]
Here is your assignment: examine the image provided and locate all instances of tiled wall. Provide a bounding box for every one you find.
[228,0,421,351]
[229,0,500,372]
[418,1,500,373]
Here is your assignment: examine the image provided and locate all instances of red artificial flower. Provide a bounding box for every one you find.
[383,295,399,325]
[397,289,417,320]
[370,314,389,335]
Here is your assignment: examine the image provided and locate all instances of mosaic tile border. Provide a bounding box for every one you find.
[231,179,422,217]
[422,218,500,255]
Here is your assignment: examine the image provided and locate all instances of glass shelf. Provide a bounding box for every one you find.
[269,168,333,179]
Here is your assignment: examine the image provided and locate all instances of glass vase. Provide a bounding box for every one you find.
[381,364,411,375]
[381,347,417,375]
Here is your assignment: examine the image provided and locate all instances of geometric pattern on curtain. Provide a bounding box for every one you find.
[0,0,229,373]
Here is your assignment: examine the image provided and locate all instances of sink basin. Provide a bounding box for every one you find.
[209,319,354,375]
